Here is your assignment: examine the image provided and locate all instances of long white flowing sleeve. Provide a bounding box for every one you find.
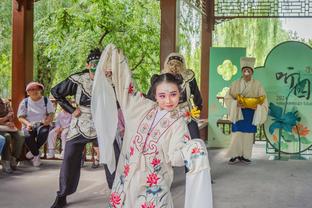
[224,89,243,123]
[92,44,153,174]
[166,120,213,208]
[91,45,118,174]
[252,85,268,126]
[183,139,213,208]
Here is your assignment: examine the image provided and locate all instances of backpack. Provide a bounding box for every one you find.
[24,96,49,115]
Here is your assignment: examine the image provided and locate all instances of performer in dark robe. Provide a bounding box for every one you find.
[50,48,101,208]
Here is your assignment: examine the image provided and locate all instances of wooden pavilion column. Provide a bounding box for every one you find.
[12,0,34,124]
[160,0,177,69]
[200,0,214,138]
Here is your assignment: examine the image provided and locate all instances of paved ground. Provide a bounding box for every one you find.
[1,142,312,208]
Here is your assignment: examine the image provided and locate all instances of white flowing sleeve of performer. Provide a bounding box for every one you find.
[91,44,118,174]
[183,139,213,208]
[225,91,243,123]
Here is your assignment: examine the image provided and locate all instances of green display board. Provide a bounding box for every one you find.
[208,47,246,148]
[255,41,312,154]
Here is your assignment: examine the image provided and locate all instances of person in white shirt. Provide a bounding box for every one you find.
[17,82,55,167]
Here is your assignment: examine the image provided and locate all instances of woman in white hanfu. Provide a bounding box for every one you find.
[92,44,213,208]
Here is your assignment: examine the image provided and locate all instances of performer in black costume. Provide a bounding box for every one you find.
[50,49,102,208]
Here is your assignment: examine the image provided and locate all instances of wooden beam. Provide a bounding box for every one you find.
[12,0,34,125]
[160,0,177,69]
[200,0,213,138]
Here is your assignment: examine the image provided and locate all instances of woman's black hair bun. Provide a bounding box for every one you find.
[150,74,160,85]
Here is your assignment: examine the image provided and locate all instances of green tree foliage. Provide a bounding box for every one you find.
[178,1,201,83]
[214,18,290,66]
[0,0,12,97]
[34,0,160,94]
[0,0,160,97]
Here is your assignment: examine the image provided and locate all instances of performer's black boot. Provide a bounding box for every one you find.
[51,196,67,208]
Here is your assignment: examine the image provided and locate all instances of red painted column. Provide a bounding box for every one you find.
[200,0,214,139]
[12,0,34,126]
[160,0,177,69]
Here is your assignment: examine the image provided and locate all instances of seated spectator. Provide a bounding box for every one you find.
[0,98,25,173]
[47,108,71,159]
[17,82,55,167]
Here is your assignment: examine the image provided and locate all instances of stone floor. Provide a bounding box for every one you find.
[1,142,312,208]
